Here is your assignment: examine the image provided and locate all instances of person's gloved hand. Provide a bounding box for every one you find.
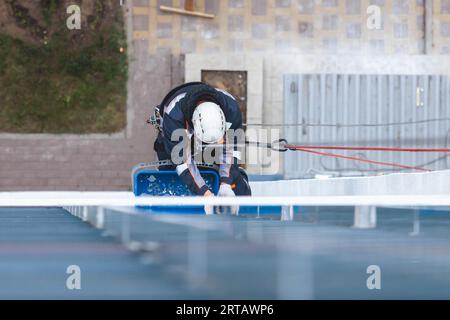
[215,184,239,216]
[203,190,214,215]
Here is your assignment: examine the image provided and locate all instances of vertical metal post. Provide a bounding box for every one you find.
[96,207,105,229]
[410,209,421,236]
[281,205,294,221]
[353,206,377,229]
[82,206,88,221]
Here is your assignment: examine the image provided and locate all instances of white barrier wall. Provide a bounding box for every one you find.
[250,170,450,197]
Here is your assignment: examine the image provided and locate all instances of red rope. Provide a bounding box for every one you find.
[284,145,450,153]
[291,147,431,172]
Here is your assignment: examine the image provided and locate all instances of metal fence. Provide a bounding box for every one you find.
[283,74,450,179]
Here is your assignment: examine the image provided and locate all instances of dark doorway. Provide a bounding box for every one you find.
[201,70,248,124]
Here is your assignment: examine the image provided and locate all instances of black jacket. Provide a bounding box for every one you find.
[159,82,243,195]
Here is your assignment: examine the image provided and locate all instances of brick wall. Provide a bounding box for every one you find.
[434,0,450,53]
[131,0,432,55]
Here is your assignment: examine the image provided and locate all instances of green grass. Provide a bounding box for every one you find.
[0,15,128,134]
[41,0,58,27]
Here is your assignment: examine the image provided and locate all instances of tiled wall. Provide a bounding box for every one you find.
[435,0,450,53]
[129,0,450,55]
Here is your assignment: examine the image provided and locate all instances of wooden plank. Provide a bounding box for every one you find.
[159,5,215,19]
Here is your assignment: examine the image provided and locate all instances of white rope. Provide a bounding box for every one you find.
[0,192,450,207]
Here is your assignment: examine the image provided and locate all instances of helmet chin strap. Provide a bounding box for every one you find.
[192,135,225,159]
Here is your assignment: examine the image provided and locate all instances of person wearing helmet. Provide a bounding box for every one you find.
[151,82,251,214]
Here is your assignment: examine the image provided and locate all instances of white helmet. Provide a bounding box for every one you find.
[192,102,226,144]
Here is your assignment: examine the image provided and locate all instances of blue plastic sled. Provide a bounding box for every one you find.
[132,166,282,215]
[133,169,220,213]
